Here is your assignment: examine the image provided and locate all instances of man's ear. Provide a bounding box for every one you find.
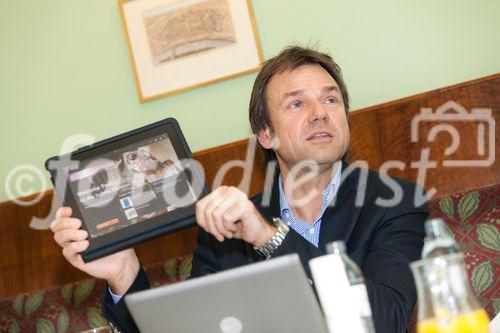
[257,127,273,149]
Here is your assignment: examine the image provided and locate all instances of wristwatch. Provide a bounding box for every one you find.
[254,217,290,259]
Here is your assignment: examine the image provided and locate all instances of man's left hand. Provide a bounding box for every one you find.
[195,186,276,246]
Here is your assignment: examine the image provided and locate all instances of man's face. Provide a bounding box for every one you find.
[258,64,350,172]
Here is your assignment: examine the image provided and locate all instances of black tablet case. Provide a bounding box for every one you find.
[45,118,207,262]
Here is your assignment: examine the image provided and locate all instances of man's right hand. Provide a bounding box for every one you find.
[50,207,140,295]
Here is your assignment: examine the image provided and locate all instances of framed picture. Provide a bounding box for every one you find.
[118,0,264,102]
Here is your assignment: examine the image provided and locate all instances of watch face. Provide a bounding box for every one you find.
[273,217,289,233]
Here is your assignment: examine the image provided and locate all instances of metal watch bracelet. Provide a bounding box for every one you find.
[253,217,289,259]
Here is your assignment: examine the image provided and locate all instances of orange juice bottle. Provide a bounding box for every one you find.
[411,252,491,333]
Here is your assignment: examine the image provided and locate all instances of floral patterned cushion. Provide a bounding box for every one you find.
[0,255,192,333]
[429,185,499,318]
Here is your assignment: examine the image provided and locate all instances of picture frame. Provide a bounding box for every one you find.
[118,0,264,102]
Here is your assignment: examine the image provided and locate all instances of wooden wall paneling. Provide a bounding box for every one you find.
[347,74,500,198]
[193,138,267,197]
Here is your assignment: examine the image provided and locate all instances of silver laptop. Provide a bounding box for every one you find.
[125,254,328,333]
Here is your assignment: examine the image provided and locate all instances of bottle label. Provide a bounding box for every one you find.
[309,254,373,333]
[309,254,351,313]
[351,284,372,317]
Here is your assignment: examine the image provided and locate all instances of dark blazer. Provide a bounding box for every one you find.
[102,164,428,333]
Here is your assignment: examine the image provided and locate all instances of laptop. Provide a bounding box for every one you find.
[125,254,328,333]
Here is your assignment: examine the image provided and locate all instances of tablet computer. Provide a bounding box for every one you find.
[45,118,207,262]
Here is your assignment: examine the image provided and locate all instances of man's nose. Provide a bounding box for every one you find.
[307,101,328,123]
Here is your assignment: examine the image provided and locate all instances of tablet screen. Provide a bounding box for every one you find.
[66,133,197,238]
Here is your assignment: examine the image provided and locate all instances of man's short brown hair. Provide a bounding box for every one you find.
[249,46,350,136]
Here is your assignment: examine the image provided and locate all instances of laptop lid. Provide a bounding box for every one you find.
[125,254,328,333]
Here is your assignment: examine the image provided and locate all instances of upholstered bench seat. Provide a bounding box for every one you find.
[0,256,192,333]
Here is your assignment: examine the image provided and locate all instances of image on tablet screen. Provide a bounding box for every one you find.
[67,133,197,238]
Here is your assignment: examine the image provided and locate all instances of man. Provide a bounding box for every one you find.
[51,46,427,333]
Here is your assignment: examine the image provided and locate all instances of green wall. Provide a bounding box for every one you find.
[1,0,499,202]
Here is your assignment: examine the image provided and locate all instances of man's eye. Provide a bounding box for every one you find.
[325,97,338,104]
[289,101,303,109]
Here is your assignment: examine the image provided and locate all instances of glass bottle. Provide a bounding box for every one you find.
[410,253,490,333]
[309,241,375,333]
[422,218,460,258]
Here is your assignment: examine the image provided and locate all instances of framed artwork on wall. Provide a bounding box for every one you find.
[118,0,264,102]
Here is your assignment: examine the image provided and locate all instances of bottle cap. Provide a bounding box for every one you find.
[326,240,345,254]
[425,218,448,239]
